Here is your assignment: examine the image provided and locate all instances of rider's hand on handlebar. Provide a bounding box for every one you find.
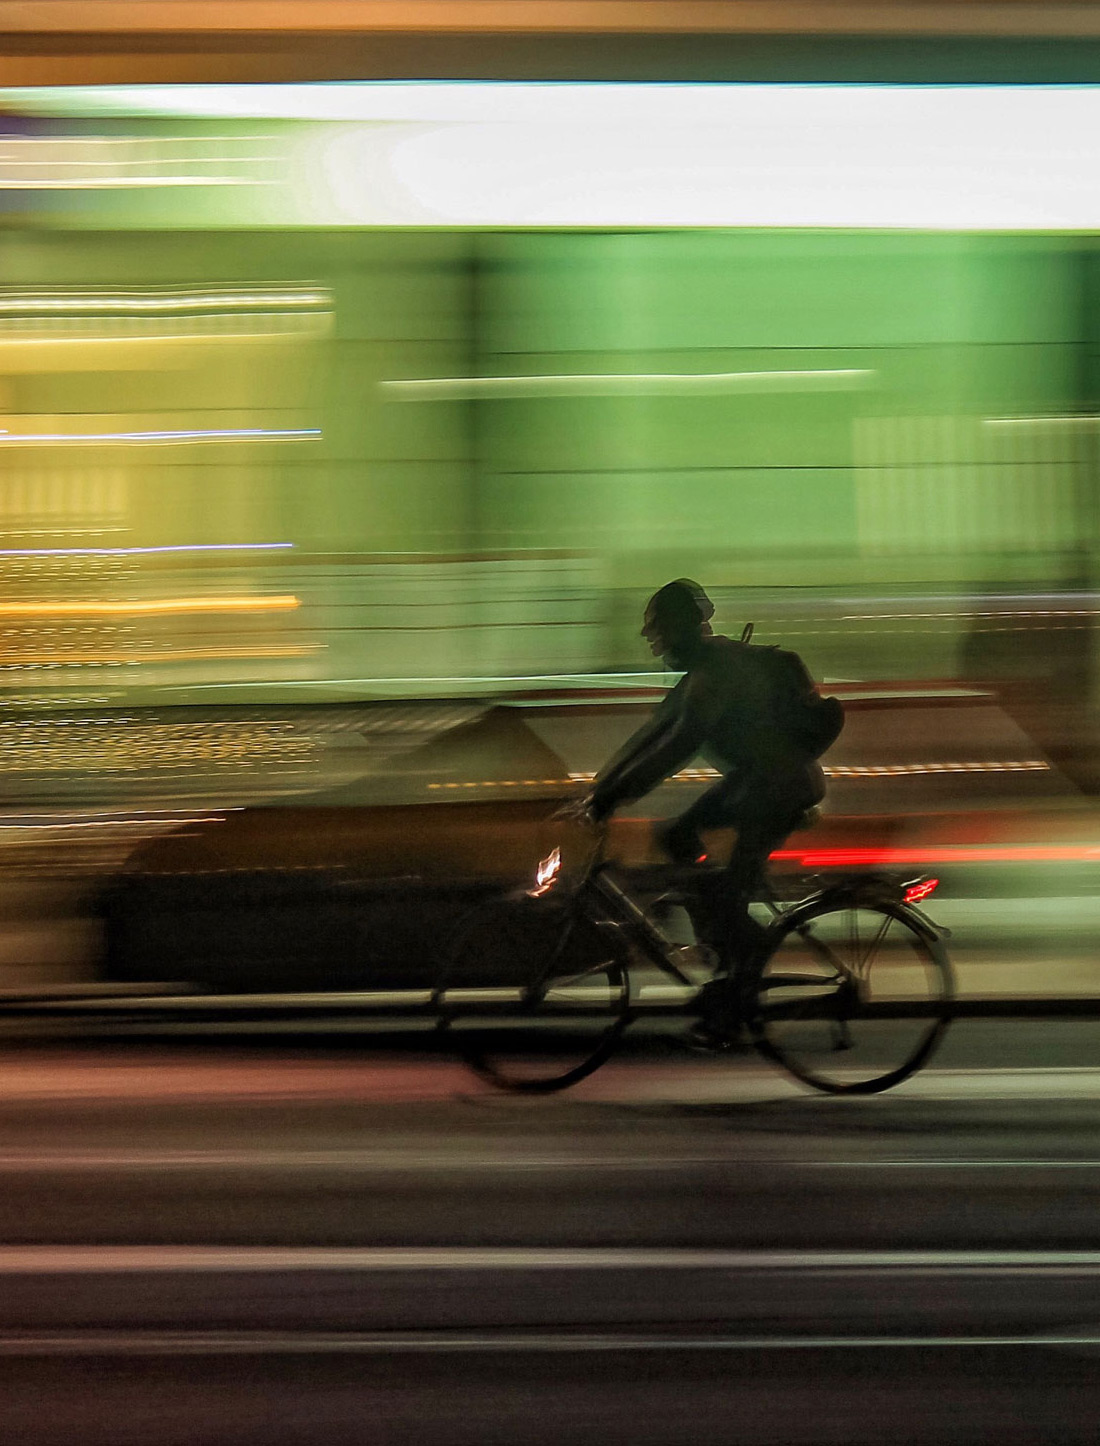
[552,794,602,829]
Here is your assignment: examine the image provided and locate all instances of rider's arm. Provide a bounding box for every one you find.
[590,684,681,794]
[588,676,706,820]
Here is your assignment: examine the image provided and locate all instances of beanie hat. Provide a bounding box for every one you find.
[647,578,715,633]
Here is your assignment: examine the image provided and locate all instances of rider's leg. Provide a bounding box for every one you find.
[654,776,743,866]
[694,831,774,1035]
[695,801,805,1039]
[654,778,746,971]
[659,772,822,1042]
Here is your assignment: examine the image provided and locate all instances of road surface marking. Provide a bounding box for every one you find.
[4,1060,1100,1104]
[4,1246,1100,1272]
[0,1149,1097,1172]
[803,1158,1100,1169]
[0,1329,1094,1355]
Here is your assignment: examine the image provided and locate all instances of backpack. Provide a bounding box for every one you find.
[741,623,844,759]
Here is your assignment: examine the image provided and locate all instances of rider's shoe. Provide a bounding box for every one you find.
[686,1020,742,1052]
[691,976,746,1044]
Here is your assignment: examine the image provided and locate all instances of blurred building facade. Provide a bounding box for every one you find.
[2,4,1100,709]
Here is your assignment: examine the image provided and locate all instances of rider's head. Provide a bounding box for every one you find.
[642,579,714,668]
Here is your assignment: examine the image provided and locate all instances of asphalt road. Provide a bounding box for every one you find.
[1,1025,1100,1441]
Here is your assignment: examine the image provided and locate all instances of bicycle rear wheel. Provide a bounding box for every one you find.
[751,896,953,1094]
[434,892,632,1092]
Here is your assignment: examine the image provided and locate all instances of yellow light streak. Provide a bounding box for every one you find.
[0,645,316,664]
[0,10,1087,40]
[0,289,328,312]
[825,761,1051,777]
[0,595,299,618]
[428,760,1052,789]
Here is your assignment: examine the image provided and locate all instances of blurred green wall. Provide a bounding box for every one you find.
[469,232,1089,680]
[0,226,1093,699]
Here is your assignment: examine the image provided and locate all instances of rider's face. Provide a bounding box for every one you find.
[641,607,667,659]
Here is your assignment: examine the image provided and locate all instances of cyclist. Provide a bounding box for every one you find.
[578,579,837,1042]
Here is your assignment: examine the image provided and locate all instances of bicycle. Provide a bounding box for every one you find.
[433,820,954,1096]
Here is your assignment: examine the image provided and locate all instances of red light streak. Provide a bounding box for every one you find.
[771,845,1100,867]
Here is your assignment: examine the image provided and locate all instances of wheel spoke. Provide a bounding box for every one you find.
[855,910,894,978]
[753,899,952,1095]
[436,896,631,1092]
[792,922,846,986]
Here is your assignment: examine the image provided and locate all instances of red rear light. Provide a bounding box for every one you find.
[904,878,939,905]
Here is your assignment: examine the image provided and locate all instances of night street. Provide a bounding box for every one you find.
[0,1026,1097,1442]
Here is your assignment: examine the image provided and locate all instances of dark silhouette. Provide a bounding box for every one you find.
[584,579,840,1038]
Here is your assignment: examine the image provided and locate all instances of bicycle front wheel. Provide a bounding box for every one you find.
[751,896,953,1095]
[434,893,632,1092]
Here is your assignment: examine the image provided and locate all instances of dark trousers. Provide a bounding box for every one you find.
[667,770,820,990]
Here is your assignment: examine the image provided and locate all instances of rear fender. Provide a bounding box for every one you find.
[769,882,948,946]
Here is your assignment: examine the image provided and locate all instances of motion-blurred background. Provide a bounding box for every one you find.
[7,12,1100,1445]
[0,10,1099,983]
[0,81,1097,720]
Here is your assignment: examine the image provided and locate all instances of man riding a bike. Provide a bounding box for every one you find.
[577,579,841,1041]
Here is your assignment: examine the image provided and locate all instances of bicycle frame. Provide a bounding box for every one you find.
[590,866,851,1002]
[444,828,954,1095]
[562,841,947,1008]
[588,867,699,987]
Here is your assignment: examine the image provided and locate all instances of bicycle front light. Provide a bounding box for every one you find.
[527,846,562,898]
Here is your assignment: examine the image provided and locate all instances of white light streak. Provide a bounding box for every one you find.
[0,133,275,190]
[385,370,874,400]
[11,84,1100,227]
[985,415,1100,427]
[841,611,1100,620]
[0,178,253,190]
[0,543,292,558]
[0,428,320,446]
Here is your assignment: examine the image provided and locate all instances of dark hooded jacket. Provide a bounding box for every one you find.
[590,634,826,819]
